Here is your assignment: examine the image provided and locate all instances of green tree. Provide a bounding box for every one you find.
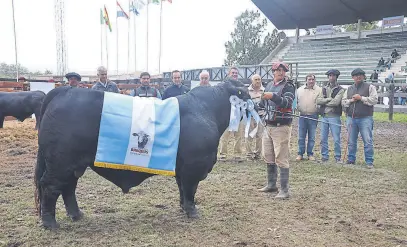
[0,63,30,78]
[341,21,379,32]
[44,69,53,75]
[224,10,285,66]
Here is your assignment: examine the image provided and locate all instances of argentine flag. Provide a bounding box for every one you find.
[94,92,180,176]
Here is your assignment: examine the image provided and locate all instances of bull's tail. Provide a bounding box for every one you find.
[38,86,71,130]
[34,146,45,217]
[35,86,70,216]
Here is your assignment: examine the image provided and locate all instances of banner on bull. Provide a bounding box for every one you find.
[316,24,334,35]
[382,16,404,27]
[94,92,180,176]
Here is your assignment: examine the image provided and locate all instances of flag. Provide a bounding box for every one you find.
[148,0,160,5]
[104,5,112,32]
[117,1,130,19]
[100,8,104,24]
[130,0,146,16]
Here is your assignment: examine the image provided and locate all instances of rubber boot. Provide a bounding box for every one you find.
[258,163,278,193]
[275,167,290,199]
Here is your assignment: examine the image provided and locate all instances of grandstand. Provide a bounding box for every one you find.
[262,28,407,86]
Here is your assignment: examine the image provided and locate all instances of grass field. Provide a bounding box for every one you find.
[1,119,407,247]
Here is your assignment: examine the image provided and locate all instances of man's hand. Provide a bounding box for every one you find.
[352,94,362,101]
[262,92,273,100]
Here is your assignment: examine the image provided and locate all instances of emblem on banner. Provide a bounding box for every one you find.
[130,131,150,155]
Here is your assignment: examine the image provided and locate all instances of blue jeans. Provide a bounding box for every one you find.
[346,116,374,165]
[298,114,318,157]
[399,97,406,105]
[320,116,341,161]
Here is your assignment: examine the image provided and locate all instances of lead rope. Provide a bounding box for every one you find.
[342,102,356,163]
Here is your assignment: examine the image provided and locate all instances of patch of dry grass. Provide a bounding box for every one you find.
[1,119,407,247]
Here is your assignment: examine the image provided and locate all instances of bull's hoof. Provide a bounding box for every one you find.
[41,215,60,230]
[187,210,199,219]
[69,211,84,221]
[42,221,60,230]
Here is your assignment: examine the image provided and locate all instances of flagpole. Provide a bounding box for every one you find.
[134,9,137,74]
[100,18,103,66]
[116,14,119,76]
[127,15,130,74]
[146,2,149,72]
[106,26,109,72]
[11,0,19,80]
[158,0,163,74]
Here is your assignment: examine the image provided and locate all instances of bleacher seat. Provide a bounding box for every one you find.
[269,31,407,85]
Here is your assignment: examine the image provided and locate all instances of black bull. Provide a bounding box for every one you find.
[34,80,250,229]
[0,91,46,129]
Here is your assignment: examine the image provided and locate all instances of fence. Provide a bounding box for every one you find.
[373,82,407,120]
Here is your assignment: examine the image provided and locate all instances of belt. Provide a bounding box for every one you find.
[265,121,290,127]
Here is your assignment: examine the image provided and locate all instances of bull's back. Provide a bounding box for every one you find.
[39,88,105,155]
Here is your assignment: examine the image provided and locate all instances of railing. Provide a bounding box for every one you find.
[372,82,407,120]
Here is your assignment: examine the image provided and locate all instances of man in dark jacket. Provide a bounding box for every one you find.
[342,68,378,169]
[130,72,161,99]
[257,62,295,199]
[162,70,189,100]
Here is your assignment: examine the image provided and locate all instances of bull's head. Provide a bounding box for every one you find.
[224,78,251,101]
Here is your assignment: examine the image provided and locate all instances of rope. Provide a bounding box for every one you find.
[342,102,356,163]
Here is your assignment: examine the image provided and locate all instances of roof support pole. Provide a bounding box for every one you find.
[295,27,299,43]
[357,19,362,39]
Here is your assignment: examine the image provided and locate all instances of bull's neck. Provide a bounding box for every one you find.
[203,88,233,137]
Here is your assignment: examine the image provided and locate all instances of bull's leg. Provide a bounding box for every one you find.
[175,175,184,211]
[181,177,200,218]
[0,113,4,128]
[34,110,41,130]
[62,177,83,221]
[40,176,63,230]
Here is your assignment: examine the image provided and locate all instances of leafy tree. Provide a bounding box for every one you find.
[44,69,53,75]
[0,63,54,78]
[341,21,379,32]
[0,63,30,78]
[308,21,379,34]
[224,10,285,66]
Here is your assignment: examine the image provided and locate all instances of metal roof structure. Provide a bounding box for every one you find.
[251,0,407,29]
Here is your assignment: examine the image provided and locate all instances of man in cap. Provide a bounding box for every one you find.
[91,66,120,93]
[296,74,321,161]
[162,70,189,100]
[258,62,295,199]
[342,68,378,168]
[130,72,162,99]
[65,72,82,88]
[317,69,345,163]
[218,66,245,163]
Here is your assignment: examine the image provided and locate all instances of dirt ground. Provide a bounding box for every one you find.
[1,119,407,247]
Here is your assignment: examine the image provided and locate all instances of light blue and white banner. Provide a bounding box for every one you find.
[94,92,180,176]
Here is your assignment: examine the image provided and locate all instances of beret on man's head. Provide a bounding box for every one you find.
[325,69,341,77]
[65,72,81,81]
[272,62,289,72]
[351,68,366,76]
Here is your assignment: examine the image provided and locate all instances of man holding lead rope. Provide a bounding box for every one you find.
[258,62,296,199]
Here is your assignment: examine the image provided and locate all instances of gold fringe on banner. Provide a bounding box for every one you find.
[94,162,176,177]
